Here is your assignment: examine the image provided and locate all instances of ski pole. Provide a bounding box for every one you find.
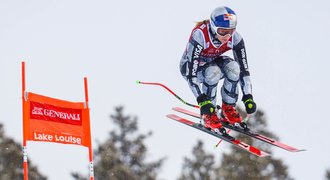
[243,114,251,123]
[214,129,231,148]
[136,81,199,108]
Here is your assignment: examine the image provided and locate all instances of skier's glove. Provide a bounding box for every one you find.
[197,94,215,115]
[242,94,257,114]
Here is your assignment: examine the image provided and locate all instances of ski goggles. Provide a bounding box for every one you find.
[216,28,235,36]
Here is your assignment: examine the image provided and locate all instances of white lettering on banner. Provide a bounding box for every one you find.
[30,101,82,125]
[43,109,81,121]
[33,132,82,145]
[34,132,53,141]
[54,134,82,144]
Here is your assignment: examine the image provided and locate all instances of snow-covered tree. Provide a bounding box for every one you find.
[177,109,293,180]
[0,123,47,180]
[326,168,330,180]
[216,109,293,180]
[178,140,216,180]
[72,106,165,180]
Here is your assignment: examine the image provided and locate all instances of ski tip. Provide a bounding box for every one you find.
[290,148,307,152]
[172,107,180,110]
[259,152,271,158]
[278,145,307,152]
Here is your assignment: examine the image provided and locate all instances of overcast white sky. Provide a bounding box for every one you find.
[1,0,330,179]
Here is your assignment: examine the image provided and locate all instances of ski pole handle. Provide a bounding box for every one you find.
[136,81,199,108]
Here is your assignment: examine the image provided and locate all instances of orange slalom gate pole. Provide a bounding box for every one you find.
[84,77,94,180]
[89,147,94,180]
[22,61,29,180]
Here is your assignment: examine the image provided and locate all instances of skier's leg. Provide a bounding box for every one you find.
[194,63,226,133]
[218,57,240,104]
[180,57,224,132]
[201,63,223,105]
[216,56,242,123]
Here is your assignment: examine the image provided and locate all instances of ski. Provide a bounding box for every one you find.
[166,114,270,157]
[172,107,305,152]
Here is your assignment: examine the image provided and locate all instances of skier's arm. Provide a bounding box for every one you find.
[180,30,205,97]
[233,36,257,114]
[233,38,252,96]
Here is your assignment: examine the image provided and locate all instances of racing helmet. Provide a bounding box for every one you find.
[210,6,237,33]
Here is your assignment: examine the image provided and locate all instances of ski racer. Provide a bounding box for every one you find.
[179,6,257,133]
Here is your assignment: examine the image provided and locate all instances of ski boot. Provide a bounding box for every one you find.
[197,94,227,134]
[221,102,248,130]
[201,114,227,135]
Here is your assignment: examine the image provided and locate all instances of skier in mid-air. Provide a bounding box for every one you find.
[180,6,257,133]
